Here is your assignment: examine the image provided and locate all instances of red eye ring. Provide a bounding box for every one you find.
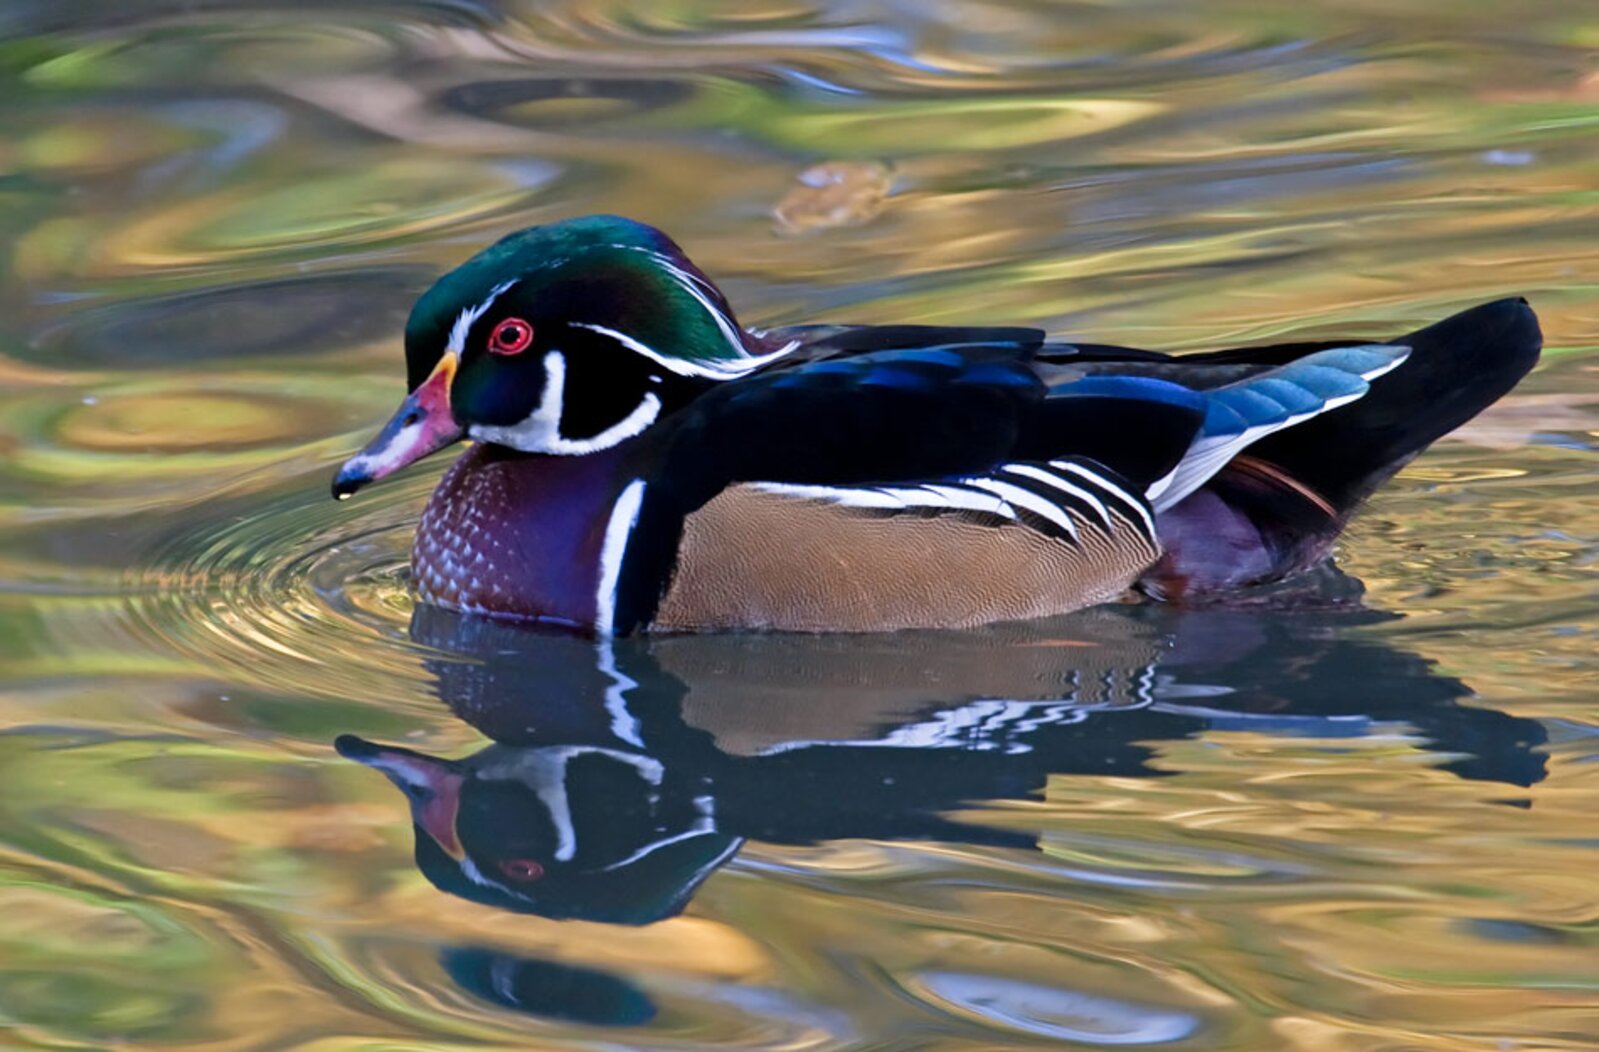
[488,317,534,356]
[497,858,545,882]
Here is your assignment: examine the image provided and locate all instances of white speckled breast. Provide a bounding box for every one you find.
[413,444,629,628]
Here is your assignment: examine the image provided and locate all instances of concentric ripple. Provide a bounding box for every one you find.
[0,378,393,519]
[2,1,1596,1049]
[121,468,442,705]
[96,158,553,272]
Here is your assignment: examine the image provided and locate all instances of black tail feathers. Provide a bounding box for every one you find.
[1143,298,1541,600]
[1246,297,1542,514]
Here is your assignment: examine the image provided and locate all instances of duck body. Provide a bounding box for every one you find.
[334,216,1542,635]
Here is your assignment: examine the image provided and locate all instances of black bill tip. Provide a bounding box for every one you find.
[333,734,375,759]
[331,465,370,501]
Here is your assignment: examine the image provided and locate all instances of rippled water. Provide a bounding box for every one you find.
[1,2,1596,1048]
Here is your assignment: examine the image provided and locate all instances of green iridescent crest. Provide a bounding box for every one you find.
[404,216,764,389]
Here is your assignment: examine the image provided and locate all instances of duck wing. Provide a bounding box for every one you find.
[658,333,1410,523]
[663,340,1056,494]
[761,322,1167,369]
[621,301,1538,627]
[621,342,1178,631]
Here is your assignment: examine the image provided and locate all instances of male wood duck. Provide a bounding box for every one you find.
[334,603,1547,924]
[332,215,1542,635]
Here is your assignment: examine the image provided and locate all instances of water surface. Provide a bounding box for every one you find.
[0,2,1596,1048]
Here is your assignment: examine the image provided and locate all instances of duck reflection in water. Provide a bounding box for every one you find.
[339,581,1547,932]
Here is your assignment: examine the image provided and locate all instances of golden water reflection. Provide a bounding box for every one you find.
[0,0,1595,1048]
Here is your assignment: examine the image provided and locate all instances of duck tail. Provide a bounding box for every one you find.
[1232,297,1542,513]
[1142,297,1542,600]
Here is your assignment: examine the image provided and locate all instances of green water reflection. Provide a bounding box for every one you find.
[0,2,1596,1049]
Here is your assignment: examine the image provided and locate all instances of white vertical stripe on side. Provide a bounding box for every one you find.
[595,479,647,636]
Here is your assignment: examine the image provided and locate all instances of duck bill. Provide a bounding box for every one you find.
[333,355,463,500]
[336,735,467,861]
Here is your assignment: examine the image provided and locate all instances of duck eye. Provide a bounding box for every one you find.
[488,317,534,356]
[497,858,545,882]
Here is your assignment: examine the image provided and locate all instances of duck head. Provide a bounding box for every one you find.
[335,733,740,924]
[332,215,785,499]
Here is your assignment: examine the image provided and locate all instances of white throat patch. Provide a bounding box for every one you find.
[468,350,663,455]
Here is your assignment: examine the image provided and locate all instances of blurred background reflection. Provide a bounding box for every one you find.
[0,1,1594,1048]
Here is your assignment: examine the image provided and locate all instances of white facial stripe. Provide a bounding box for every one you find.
[596,480,647,638]
[573,321,794,380]
[458,856,517,896]
[540,392,663,454]
[693,339,800,379]
[659,257,746,351]
[467,350,663,455]
[447,279,518,358]
[611,243,799,379]
[537,769,578,862]
[571,322,686,376]
[597,823,722,873]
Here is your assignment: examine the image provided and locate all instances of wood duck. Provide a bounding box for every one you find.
[332,215,1542,635]
[335,603,1547,925]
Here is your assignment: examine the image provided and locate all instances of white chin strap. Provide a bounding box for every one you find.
[468,350,663,455]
